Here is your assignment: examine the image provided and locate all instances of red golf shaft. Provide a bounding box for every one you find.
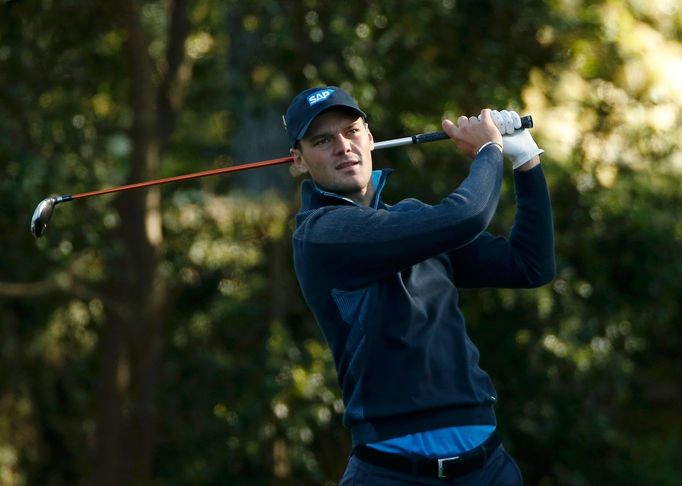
[71,155,294,200]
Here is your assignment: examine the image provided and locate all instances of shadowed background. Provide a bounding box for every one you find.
[1,0,681,484]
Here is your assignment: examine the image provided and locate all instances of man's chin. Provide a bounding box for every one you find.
[336,180,366,195]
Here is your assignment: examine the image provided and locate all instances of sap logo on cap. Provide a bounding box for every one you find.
[307,88,335,106]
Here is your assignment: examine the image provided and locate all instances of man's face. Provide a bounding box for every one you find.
[291,109,375,206]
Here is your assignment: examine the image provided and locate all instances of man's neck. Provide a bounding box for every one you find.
[348,183,375,207]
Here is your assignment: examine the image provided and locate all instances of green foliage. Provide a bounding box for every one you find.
[1,0,681,484]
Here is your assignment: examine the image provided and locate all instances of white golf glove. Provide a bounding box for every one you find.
[489,109,544,169]
[490,109,521,135]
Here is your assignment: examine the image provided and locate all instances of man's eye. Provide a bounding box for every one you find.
[313,137,330,146]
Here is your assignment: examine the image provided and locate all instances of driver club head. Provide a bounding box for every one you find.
[31,197,57,238]
[30,195,74,238]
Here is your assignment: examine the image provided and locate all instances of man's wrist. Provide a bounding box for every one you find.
[515,155,541,172]
[476,140,503,156]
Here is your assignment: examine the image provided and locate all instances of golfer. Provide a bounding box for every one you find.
[284,86,555,484]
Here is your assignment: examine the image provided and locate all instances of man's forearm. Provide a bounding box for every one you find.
[508,163,555,285]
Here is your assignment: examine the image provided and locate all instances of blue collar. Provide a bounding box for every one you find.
[309,169,392,209]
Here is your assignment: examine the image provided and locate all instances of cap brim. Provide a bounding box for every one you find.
[295,104,367,143]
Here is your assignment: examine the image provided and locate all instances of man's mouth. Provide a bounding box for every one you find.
[335,160,359,170]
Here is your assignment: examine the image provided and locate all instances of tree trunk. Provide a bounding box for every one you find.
[87,1,192,484]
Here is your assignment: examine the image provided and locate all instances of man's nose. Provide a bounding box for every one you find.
[332,134,352,153]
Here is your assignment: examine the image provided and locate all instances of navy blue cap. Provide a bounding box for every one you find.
[284,86,366,147]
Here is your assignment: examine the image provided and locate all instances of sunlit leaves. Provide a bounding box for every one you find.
[185,32,214,59]
[29,300,99,365]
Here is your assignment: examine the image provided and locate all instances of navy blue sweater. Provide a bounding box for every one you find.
[292,145,555,446]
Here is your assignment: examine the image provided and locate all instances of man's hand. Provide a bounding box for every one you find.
[442,109,503,159]
[489,109,544,170]
[502,129,544,170]
[490,109,522,135]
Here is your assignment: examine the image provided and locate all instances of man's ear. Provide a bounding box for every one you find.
[291,147,309,176]
[366,123,374,150]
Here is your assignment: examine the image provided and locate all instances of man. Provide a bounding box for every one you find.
[284,86,555,484]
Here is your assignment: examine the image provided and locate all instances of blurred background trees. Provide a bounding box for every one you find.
[1,0,680,484]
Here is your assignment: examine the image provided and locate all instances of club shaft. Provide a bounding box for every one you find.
[71,156,294,200]
[68,115,533,200]
[373,114,533,150]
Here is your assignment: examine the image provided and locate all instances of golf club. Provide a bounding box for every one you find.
[31,115,533,238]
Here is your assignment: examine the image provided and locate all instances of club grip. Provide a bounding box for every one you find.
[413,115,533,145]
[520,115,533,128]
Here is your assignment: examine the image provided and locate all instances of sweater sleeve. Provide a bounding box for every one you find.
[448,164,556,288]
[293,145,504,289]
